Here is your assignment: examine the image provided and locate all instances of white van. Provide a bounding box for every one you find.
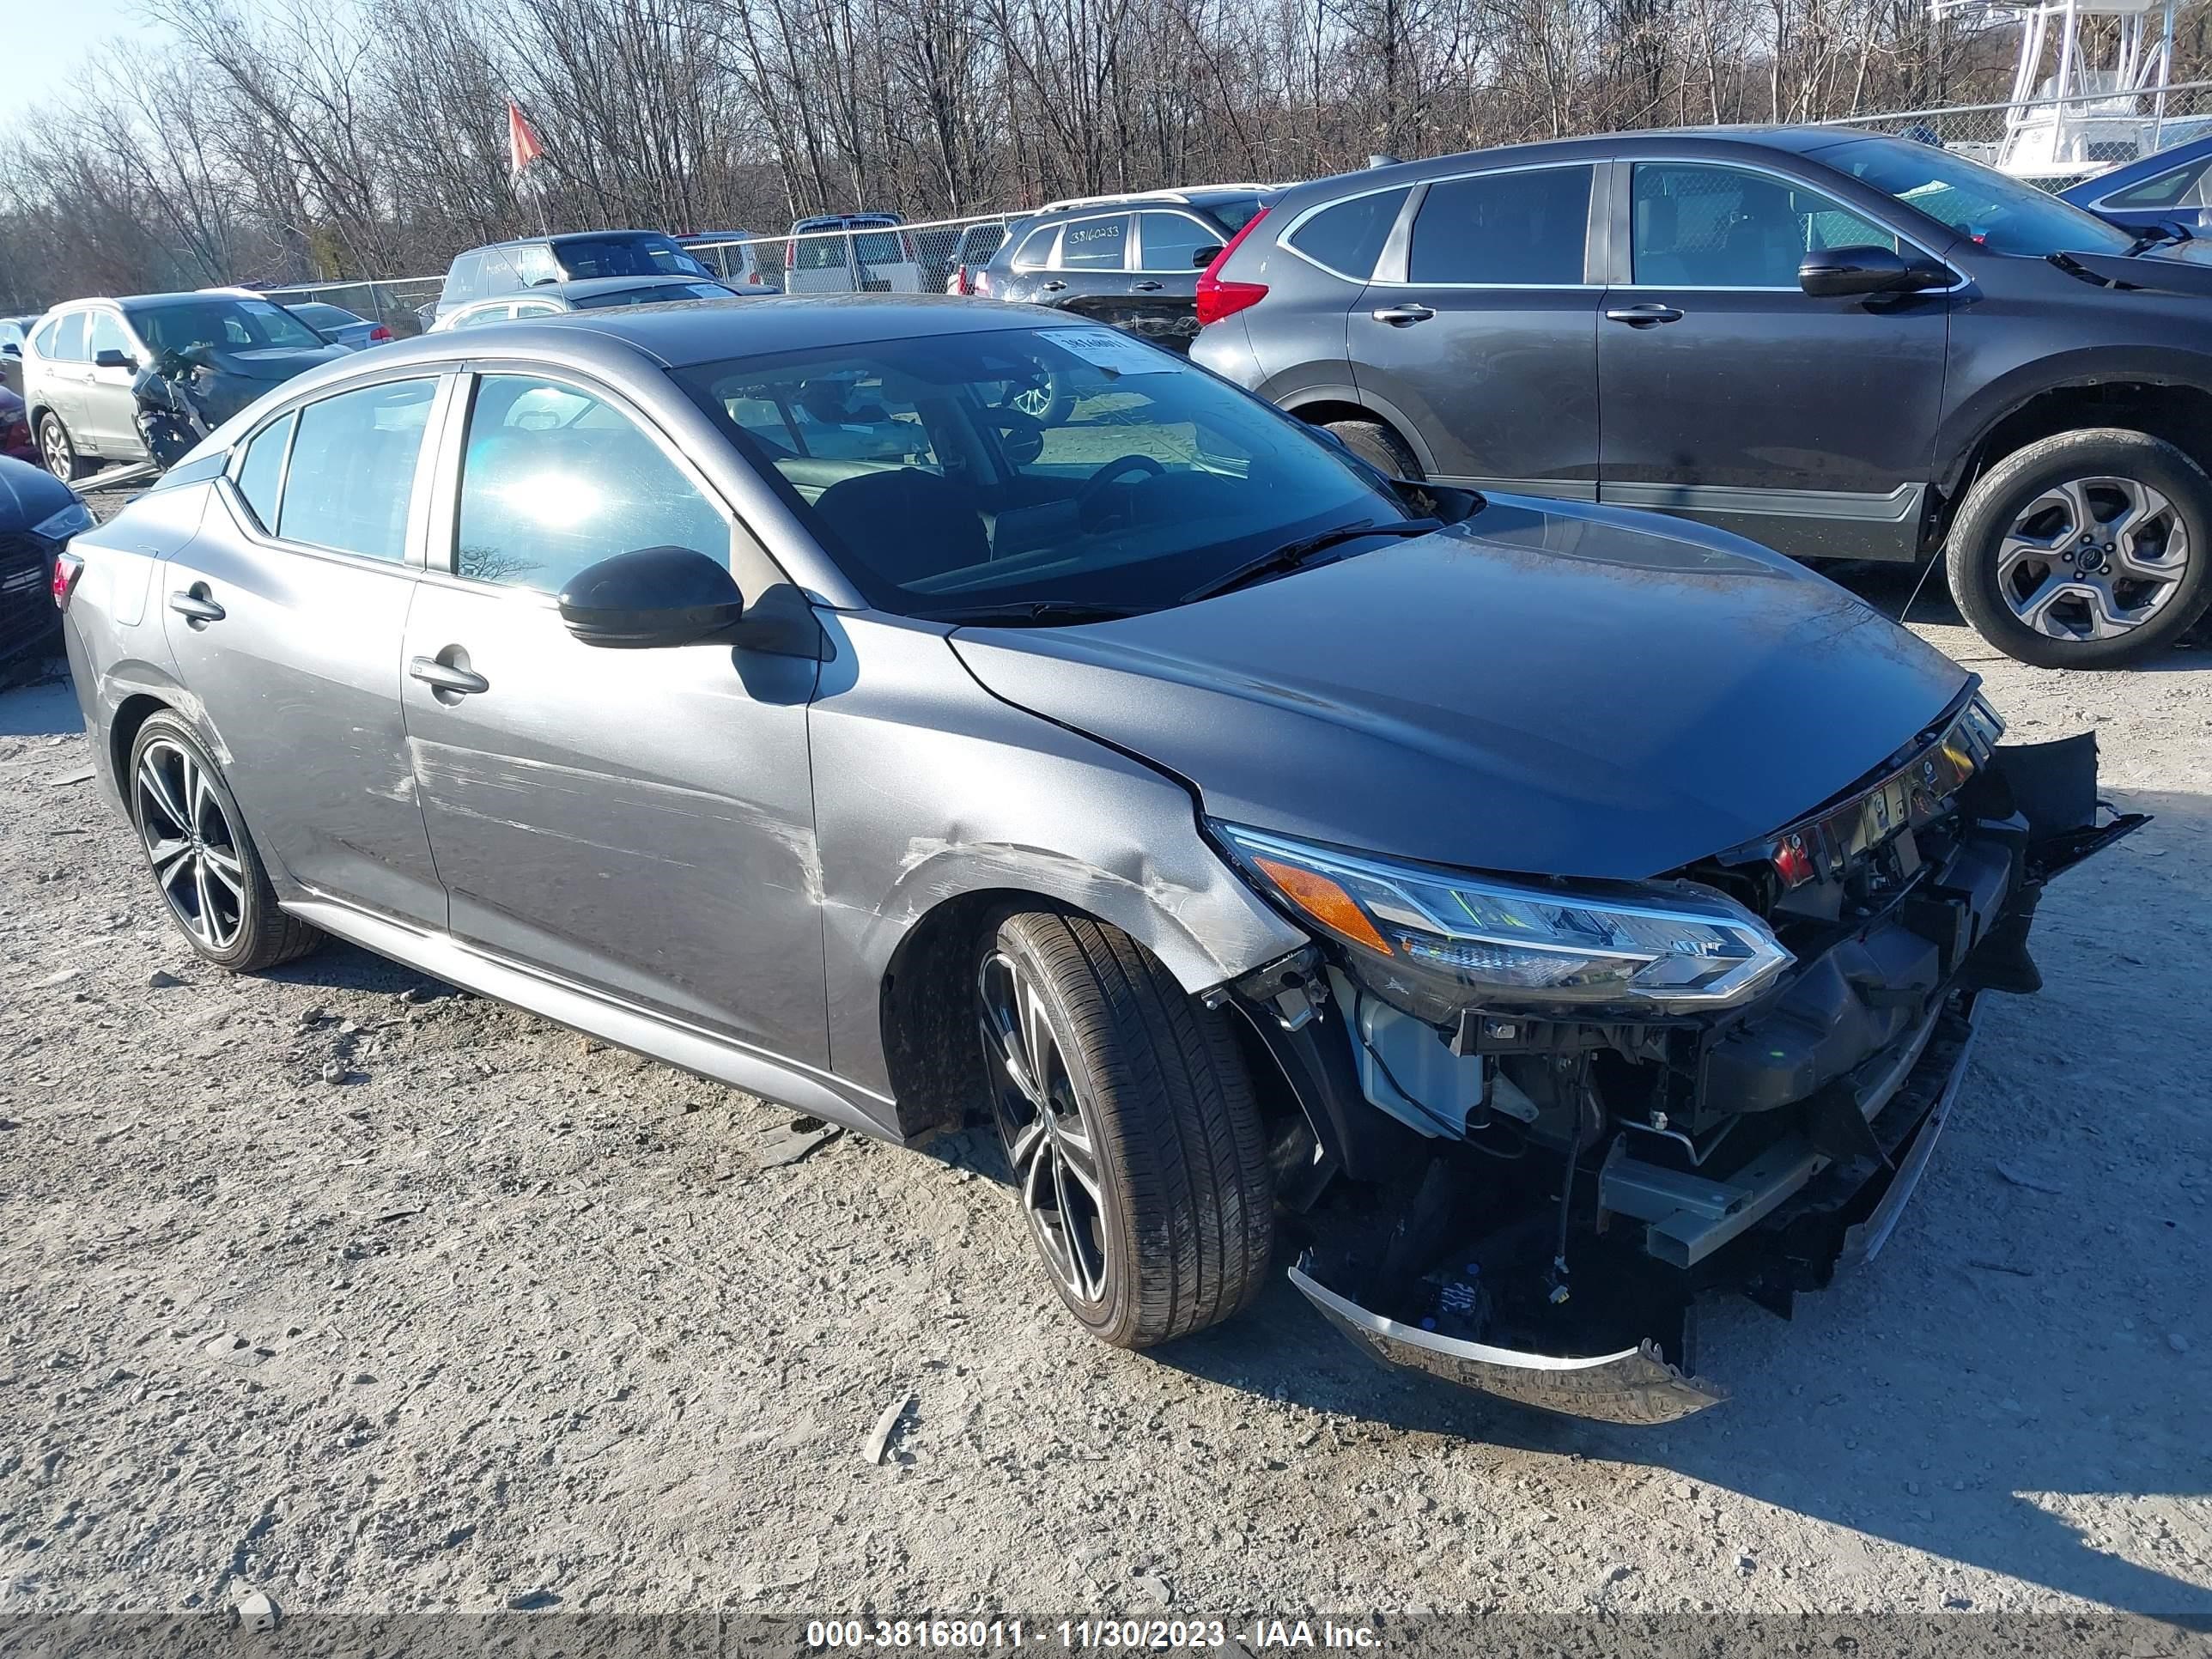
[784,214,926,294]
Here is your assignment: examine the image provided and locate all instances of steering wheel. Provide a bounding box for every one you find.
[1077,453,1166,531]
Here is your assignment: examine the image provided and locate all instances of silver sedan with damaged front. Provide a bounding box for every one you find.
[52,298,2141,1423]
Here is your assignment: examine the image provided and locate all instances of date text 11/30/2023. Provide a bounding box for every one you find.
[805,1619,1383,1650]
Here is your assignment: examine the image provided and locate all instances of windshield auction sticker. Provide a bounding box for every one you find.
[1049,327,1175,375]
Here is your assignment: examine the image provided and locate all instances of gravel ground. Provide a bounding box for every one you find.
[1,484,2209,1628]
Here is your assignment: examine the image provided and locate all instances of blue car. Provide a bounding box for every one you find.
[2058,132,2212,234]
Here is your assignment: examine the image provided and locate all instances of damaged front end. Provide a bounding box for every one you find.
[1214,691,2142,1425]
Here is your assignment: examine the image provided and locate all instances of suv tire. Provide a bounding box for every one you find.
[1948,428,2212,669]
[975,908,1273,1349]
[127,713,325,973]
[1324,417,1423,483]
[40,413,90,483]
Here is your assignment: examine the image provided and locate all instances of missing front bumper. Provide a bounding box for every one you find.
[1290,992,1984,1424]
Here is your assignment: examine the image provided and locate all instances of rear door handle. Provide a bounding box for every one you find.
[409,656,489,696]
[167,589,225,623]
[1370,304,1435,326]
[1605,303,1685,326]
[1133,280,1163,292]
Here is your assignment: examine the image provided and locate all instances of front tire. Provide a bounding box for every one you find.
[976,909,1273,1349]
[127,713,324,973]
[1947,428,2212,668]
[40,413,89,483]
[1324,417,1423,483]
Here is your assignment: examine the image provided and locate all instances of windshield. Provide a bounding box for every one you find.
[1820,137,2140,256]
[129,297,326,355]
[553,234,712,280]
[677,325,1410,616]
[571,282,735,308]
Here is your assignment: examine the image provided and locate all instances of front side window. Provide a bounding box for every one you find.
[1407,167,1591,285]
[678,325,1407,617]
[1057,216,1129,271]
[453,374,729,594]
[1632,162,1899,288]
[1285,187,1412,280]
[88,312,133,363]
[276,379,437,562]
[1135,213,1221,272]
[1820,136,2137,256]
[234,410,296,532]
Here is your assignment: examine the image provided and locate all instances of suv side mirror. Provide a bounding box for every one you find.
[557,545,744,648]
[1799,245,1949,298]
[94,347,137,370]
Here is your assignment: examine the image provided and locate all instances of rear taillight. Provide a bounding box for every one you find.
[368,325,392,343]
[52,551,84,611]
[947,264,972,296]
[1194,207,1272,328]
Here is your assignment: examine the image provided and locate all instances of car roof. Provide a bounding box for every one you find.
[465,229,674,253]
[793,213,903,228]
[1294,125,1887,196]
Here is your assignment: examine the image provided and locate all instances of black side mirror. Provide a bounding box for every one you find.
[1798,245,1948,299]
[1192,245,1224,270]
[558,544,744,648]
[94,348,137,370]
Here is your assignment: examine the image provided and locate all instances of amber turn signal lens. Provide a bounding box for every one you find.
[1252,857,1392,954]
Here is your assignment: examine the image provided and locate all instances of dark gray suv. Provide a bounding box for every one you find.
[55,299,2135,1422]
[1193,128,2212,668]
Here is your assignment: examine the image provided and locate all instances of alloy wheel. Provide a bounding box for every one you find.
[41,419,73,482]
[977,950,1111,1306]
[135,738,247,952]
[1996,475,2191,642]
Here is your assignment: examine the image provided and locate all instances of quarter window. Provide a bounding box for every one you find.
[276,379,437,562]
[1285,187,1412,280]
[1010,224,1060,270]
[1406,167,1592,285]
[1135,212,1221,272]
[1631,162,1899,289]
[453,374,729,594]
[234,410,296,533]
[2106,160,2208,210]
[1057,216,1129,271]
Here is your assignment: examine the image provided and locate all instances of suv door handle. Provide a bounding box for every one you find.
[1133,280,1163,292]
[1605,303,1686,326]
[1039,280,1067,293]
[409,655,489,696]
[167,589,225,624]
[1370,304,1436,326]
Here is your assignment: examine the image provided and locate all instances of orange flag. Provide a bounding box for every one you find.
[507,100,545,181]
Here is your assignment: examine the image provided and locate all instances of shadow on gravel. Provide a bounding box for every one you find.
[1152,788,2212,1618]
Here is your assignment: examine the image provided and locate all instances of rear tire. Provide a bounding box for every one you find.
[1324,417,1423,483]
[975,908,1273,1349]
[126,712,325,973]
[1947,428,2212,669]
[40,413,89,483]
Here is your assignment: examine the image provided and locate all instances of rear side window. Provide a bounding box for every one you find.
[1058,216,1128,271]
[234,410,296,532]
[1407,167,1592,285]
[453,374,729,593]
[1010,224,1059,270]
[276,379,437,562]
[48,312,88,362]
[1285,187,1411,279]
[2106,160,2208,210]
[441,252,486,306]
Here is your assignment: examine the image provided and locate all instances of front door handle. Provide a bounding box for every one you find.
[1039,280,1067,294]
[409,655,489,696]
[167,588,225,624]
[1133,280,1163,292]
[1605,303,1686,326]
[1370,304,1436,326]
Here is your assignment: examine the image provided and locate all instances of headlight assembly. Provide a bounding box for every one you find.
[1213,822,1793,1015]
[33,499,94,543]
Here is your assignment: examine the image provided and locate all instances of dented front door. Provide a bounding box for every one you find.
[398,575,830,1070]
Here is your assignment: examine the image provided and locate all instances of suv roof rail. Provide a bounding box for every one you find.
[1036,182,1288,213]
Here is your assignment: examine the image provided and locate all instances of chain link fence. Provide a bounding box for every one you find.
[1816,80,2212,186]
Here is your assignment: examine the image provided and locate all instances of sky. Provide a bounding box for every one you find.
[2,0,175,126]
